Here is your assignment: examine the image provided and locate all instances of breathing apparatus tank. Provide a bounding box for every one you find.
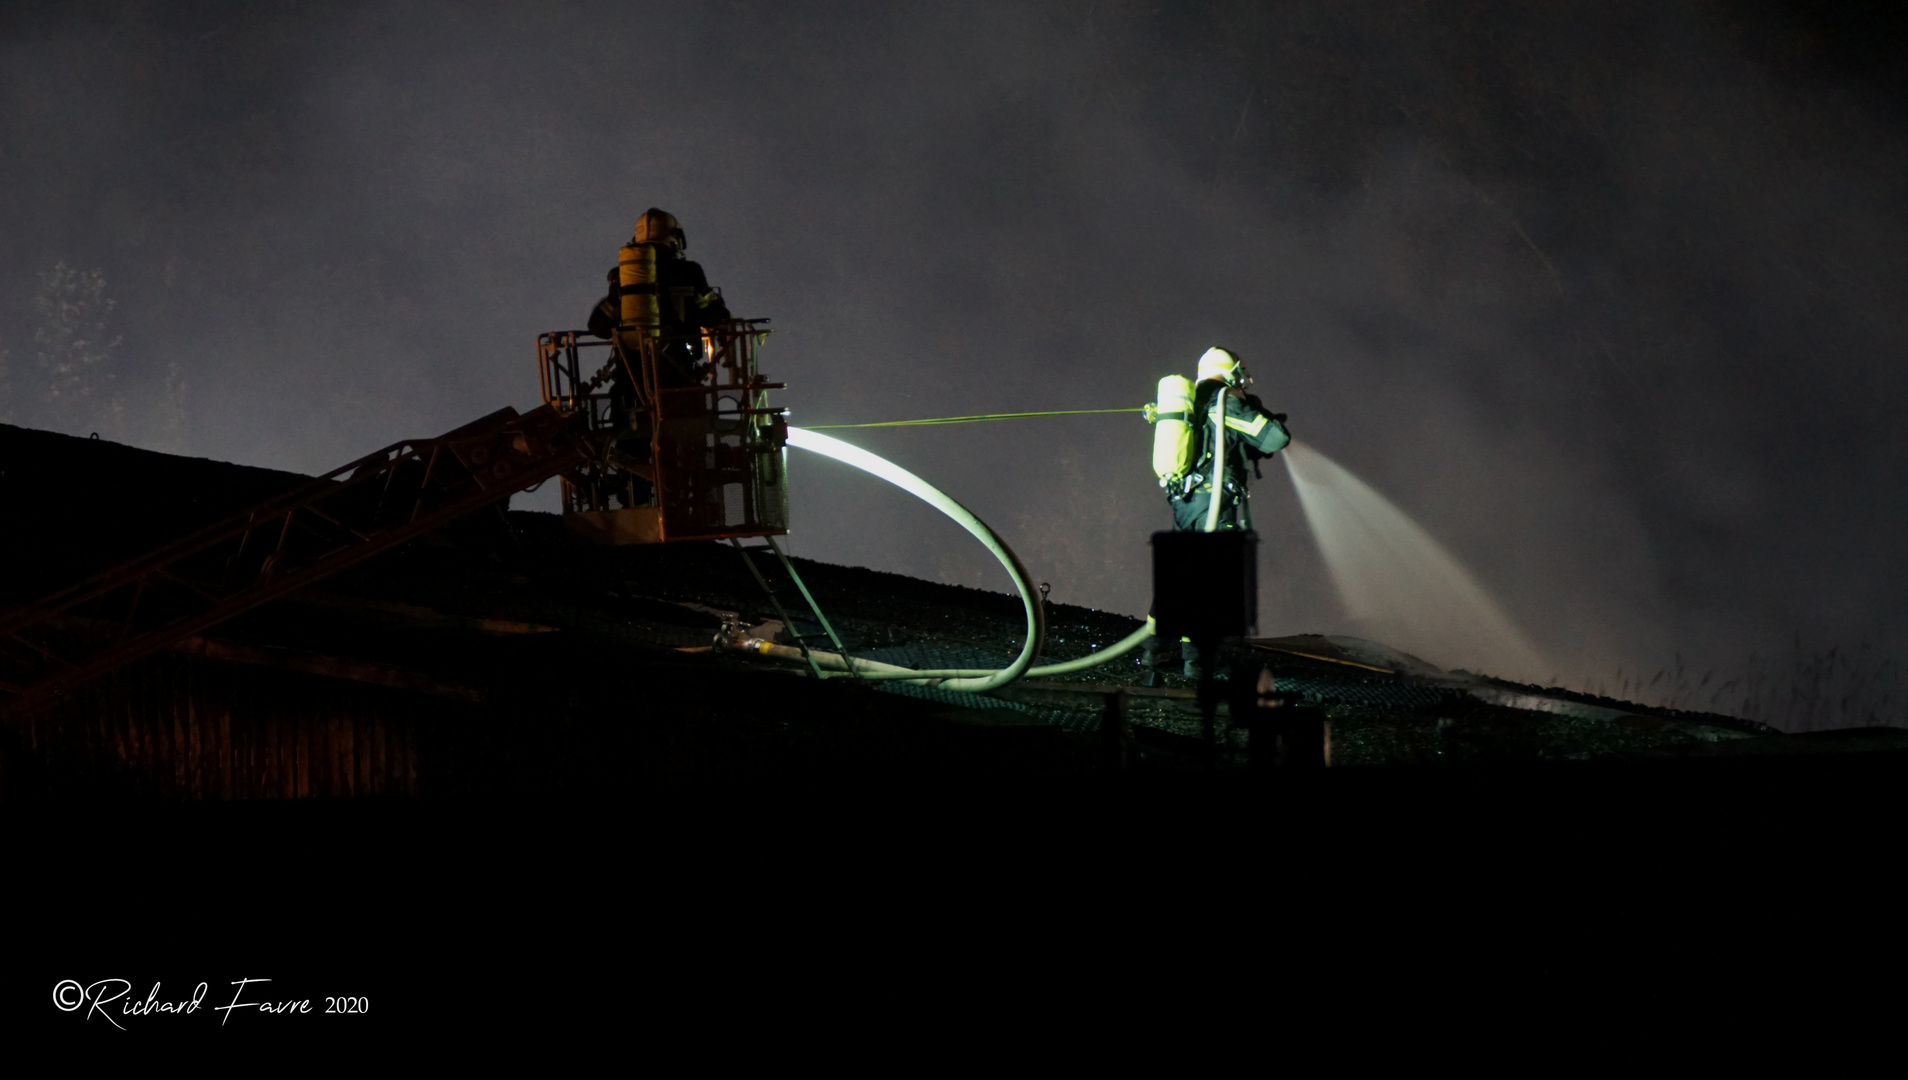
[1149,374,1196,488]
[617,242,660,339]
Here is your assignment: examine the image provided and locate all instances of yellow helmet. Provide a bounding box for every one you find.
[1195,346,1247,386]
[634,207,685,250]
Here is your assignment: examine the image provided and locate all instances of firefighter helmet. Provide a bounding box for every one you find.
[634,207,685,251]
[1196,346,1247,386]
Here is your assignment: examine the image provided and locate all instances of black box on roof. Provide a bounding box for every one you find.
[1151,530,1258,639]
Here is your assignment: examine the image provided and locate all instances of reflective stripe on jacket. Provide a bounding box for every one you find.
[1187,380,1289,492]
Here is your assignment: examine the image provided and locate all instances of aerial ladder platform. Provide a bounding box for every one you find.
[0,319,794,715]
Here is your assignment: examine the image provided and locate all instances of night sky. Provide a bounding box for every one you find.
[4,2,1905,727]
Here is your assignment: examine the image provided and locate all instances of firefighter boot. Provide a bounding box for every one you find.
[1181,638,1206,681]
[1140,635,1179,688]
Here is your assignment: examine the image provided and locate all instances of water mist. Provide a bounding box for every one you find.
[1283,442,1552,684]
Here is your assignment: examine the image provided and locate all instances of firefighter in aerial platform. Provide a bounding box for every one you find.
[587,207,732,387]
[1142,346,1291,680]
[585,208,731,507]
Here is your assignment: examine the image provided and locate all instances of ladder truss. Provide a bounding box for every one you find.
[0,404,595,713]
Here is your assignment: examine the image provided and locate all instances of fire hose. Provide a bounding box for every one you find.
[724,427,1154,692]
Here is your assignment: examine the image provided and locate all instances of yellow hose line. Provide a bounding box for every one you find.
[805,408,1141,429]
[745,617,1157,684]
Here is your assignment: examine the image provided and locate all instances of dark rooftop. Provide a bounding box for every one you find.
[4,421,1906,804]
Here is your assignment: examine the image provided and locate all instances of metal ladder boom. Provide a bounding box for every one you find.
[0,404,595,714]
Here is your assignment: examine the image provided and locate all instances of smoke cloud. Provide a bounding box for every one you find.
[3,1,1904,726]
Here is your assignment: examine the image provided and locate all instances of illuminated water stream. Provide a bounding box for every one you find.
[1283,442,1552,684]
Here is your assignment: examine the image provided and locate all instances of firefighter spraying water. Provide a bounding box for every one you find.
[1139,346,1290,682]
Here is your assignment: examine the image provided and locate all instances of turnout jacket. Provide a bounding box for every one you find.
[1166,380,1290,532]
[1167,380,1289,532]
[586,251,730,339]
[1186,379,1290,495]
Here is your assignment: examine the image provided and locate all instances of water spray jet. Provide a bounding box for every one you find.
[1283,441,1552,684]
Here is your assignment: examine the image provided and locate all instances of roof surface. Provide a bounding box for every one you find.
[4,423,1904,802]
